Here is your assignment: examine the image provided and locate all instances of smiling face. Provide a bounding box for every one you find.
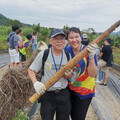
[68,32,81,49]
[49,34,65,51]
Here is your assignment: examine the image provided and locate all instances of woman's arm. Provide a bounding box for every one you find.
[88,59,97,77]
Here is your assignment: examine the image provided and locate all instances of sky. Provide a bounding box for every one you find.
[0,0,120,32]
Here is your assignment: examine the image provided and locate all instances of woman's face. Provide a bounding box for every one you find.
[68,32,81,49]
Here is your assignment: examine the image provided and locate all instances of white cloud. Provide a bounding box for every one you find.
[0,0,120,32]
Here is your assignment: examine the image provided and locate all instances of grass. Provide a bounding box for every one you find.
[112,46,120,65]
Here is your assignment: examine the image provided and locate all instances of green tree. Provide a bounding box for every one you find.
[32,23,40,32]
[4,20,23,27]
[114,34,120,48]
[63,25,69,33]
[84,28,96,35]
[83,28,97,41]
[39,27,50,42]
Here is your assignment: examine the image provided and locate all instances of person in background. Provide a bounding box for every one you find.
[98,68,104,82]
[32,31,38,52]
[98,38,113,86]
[98,44,105,82]
[65,27,98,120]
[17,28,23,43]
[81,33,90,46]
[7,24,19,68]
[95,44,104,83]
[19,34,32,62]
[17,28,23,60]
[28,29,71,120]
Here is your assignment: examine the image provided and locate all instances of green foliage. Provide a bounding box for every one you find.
[0,26,11,35]
[32,23,40,32]
[26,46,33,60]
[39,27,50,42]
[112,46,120,65]
[110,35,120,48]
[0,13,10,25]
[63,25,69,33]
[0,28,9,51]
[0,24,120,65]
[4,20,23,27]
[0,13,32,27]
[83,28,96,35]
[83,28,97,42]
[22,27,33,37]
[83,28,120,49]
[12,109,29,120]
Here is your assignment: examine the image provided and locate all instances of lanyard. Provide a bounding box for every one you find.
[51,48,63,72]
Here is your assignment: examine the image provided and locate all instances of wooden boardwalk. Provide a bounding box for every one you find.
[92,69,120,120]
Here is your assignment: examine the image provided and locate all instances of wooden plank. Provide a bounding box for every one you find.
[107,70,120,102]
[92,78,120,120]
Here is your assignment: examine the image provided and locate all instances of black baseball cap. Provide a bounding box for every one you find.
[106,38,112,44]
[26,34,32,40]
[49,29,66,38]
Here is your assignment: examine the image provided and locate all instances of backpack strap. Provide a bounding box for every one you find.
[22,39,28,48]
[64,50,70,62]
[41,49,70,76]
[41,49,49,76]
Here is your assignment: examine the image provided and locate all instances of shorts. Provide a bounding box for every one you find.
[9,49,19,63]
[98,59,109,73]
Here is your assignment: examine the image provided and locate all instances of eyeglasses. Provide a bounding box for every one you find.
[52,37,65,41]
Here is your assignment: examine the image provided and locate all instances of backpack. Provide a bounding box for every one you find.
[106,54,113,67]
[18,39,26,49]
[41,48,70,76]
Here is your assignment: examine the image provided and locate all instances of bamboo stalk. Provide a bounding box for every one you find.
[29,20,120,103]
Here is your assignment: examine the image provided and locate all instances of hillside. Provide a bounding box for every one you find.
[97,31,120,36]
[110,31,120,36]
[0,13,11,25]
[0,13,32,27]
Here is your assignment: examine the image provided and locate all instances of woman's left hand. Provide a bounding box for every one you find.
[87,43,98,59]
